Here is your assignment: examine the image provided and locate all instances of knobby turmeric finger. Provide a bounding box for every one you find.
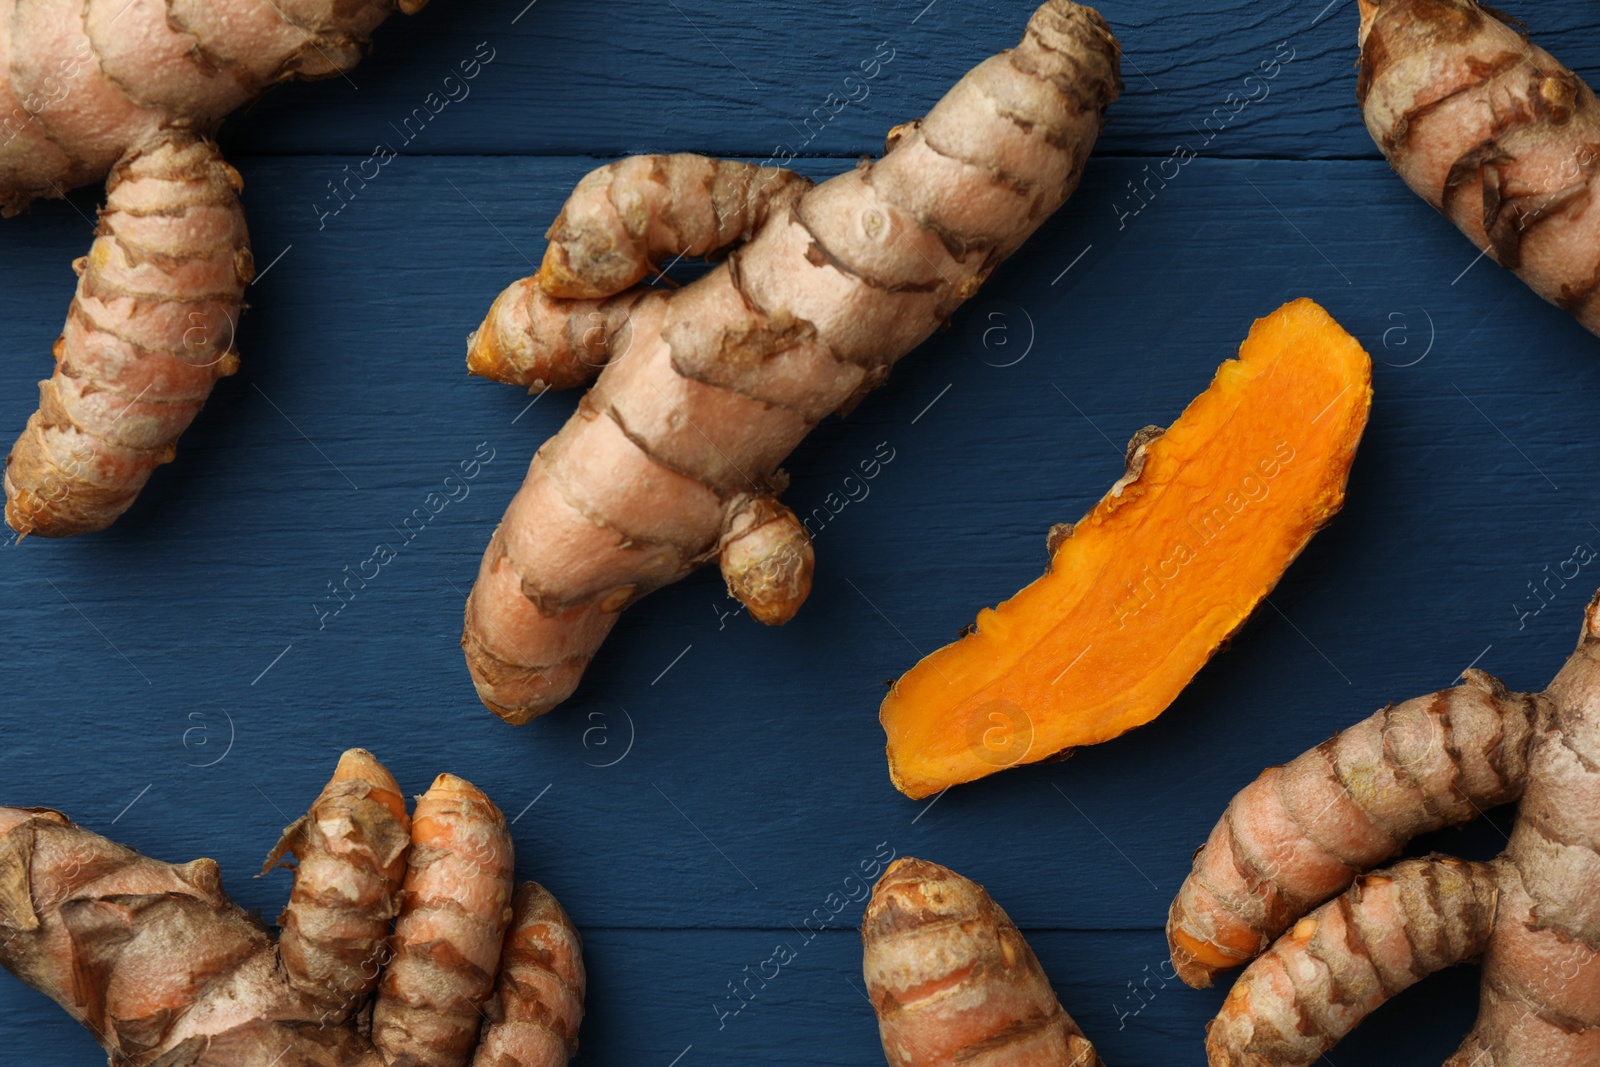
[1358,0,1600,335]
[1179,586,1600,1065]
[372,773,516,1067]
[0,750,586,1065]
[863,857,1104,1067]
[262,747,412,1021]
[881,298,1373,798]
[471,882,587,1067]
[1166,669,1539,988]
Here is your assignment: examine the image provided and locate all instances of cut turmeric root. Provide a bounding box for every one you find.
[881,298,1372,798]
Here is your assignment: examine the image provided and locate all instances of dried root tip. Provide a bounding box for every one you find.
[466,276,644,392]
[1046,522,1074,556]
[863,857,1104,1067]
[719,494,814,625]
[373,774,515,1067]
[3,135,249,538]
[1206,857,1500,1067]
[1107,424,1163,497]
[537,155,811,299]
[262,748,411,1021]
[884,119,921,154]
[471,883,587,1067]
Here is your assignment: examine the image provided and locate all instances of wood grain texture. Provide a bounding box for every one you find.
[2,0,1598,1063]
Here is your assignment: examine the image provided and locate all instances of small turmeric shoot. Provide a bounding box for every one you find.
[863,857,1103,1067]
[881,298,1372,798]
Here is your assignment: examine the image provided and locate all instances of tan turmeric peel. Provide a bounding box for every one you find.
[880,298,1372,798]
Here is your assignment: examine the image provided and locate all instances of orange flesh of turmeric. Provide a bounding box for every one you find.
[881,298,1372,798]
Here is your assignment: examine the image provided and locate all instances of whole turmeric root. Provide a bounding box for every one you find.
[1168,591,1600,1066]
[863,857,1103,1067]
[0,0,427,537]
[0,749,585,1067]
[461,0,1122,722]
[1358,0,1600,335]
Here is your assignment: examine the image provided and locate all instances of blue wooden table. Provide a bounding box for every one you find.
[3,0,1597,1063]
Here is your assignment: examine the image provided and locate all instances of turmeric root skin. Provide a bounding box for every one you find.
[1358,0,1600,335]
[1167,670,1539,988]
[1175,590,1600,1064]
[374,773,516,1067]
[0,0,420,535]
[1206,857,1501,1067]
[4,136,250,537]
[881,299,1373,798]
[462,0,1122,722]
[0,750,584,1067]
[862,858,1103,1067]
[471,883,587,1067]
[263,747,412,1022]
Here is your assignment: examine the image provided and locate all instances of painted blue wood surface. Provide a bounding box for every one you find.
[1,0,1597,1063]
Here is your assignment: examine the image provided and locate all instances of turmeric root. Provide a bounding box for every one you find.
[460,0,1122,723]
[862,857,1103,1067]
[471,884,586,1067]
[0,749,585,1067]
[1169,591,1600,1066]
[880,299,1372,798]
[1166,671,1538,988]
[0,0,426,537]
[374,773,516,1067]
[1358,0,1600,335]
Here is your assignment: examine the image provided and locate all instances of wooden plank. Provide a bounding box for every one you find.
[4,14,1600,1051]
[213,0,1600,161]
[0,155,1583,934]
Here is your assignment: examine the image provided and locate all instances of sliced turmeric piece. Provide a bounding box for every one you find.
[881,298,1372,798]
